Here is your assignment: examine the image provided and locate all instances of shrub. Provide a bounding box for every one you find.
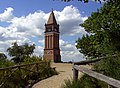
[23,55,42,64]
[0,59,14,68]
[62,74,107,88]
[0,60,58,88]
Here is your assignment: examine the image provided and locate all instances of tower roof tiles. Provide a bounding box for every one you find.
[47,11,57,25]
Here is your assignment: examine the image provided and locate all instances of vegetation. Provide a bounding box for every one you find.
[62,0,120,88]
[0,53,15,68]
[0,53,7,61]
[62,75,107,88]
[53,0,110,3]
[76,0,120,79]
[23,55,42,64]
[0,42,58,88]
[7,42,35,63]
[0,60,57,88]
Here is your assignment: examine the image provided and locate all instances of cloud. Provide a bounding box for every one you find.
[36,39,85,62]
[38,39,44,46]
[61,50,85,62]
[34,46,43,57]
[10,11,46,37]
[0,6,87,40]
[0,7,14,22]
[0,6,87,61]
[60,39,75,51]
[54,5,87,36]
[60,39,85,61]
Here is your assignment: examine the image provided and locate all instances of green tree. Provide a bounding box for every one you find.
[0,53,7,61]
[61,0,120,87]
[0,53,15,68]
[76,0,120,82]
[7,42,35,63]
[53,0,110,3]
[77,1,120,65]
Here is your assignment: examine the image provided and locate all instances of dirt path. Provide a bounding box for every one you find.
[32,63,83,88]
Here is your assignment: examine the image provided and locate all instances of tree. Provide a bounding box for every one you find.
[7,42,35,63]
[0,53,7,61]
[76,0,120,57]
[53,0,114,3]
[76,0,120,81]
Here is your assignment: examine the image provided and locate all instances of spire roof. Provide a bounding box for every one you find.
[47,11,57,25]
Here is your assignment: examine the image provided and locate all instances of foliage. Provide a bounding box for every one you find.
[76,1,120,58]
[70,0,120,87]
[0,42,57,87]
[0,53,7,61]
[7,42,35,63]
[0,59,15,68]
[23,56,42,64]
[0,61,58,88]
[0,53,14,68]
[62,74,107,88]
[53,0,105,3]
[76,35,104,59]
[76,0,120,58]
[94,56,120,80]
[53,0,119,3]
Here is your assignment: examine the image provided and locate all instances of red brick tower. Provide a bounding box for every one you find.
[43,11,61,62]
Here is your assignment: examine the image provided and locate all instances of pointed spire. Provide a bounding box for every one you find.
[47,10,57,25]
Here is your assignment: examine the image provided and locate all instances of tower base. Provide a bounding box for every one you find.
[43,54,61,63]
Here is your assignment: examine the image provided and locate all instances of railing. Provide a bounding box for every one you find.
[73,58,120,88]
[0,62,49,88]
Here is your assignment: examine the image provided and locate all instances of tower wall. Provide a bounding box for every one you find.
[43,11,61,62]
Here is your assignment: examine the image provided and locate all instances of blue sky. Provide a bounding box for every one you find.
[0,0,102,15]
[0,0,103,62]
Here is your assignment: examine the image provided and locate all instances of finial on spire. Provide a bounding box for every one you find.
[52,8,53,12]
[47,9,57,25]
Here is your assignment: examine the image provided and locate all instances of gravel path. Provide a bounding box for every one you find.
[32,63,83,88]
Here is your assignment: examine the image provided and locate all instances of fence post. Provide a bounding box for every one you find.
[73,65,78,81]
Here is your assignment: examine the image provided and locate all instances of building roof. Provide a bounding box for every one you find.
[47,11,57,25]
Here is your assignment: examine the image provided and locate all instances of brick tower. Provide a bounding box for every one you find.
[43,11,61,62]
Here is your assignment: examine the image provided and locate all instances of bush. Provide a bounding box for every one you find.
[23,56,42,64]
[94,56,120,80]
[0,60,58,88]
[0,59,14,68]
[62,74,107,88]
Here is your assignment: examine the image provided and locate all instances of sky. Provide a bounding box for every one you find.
[0,0,103,62]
